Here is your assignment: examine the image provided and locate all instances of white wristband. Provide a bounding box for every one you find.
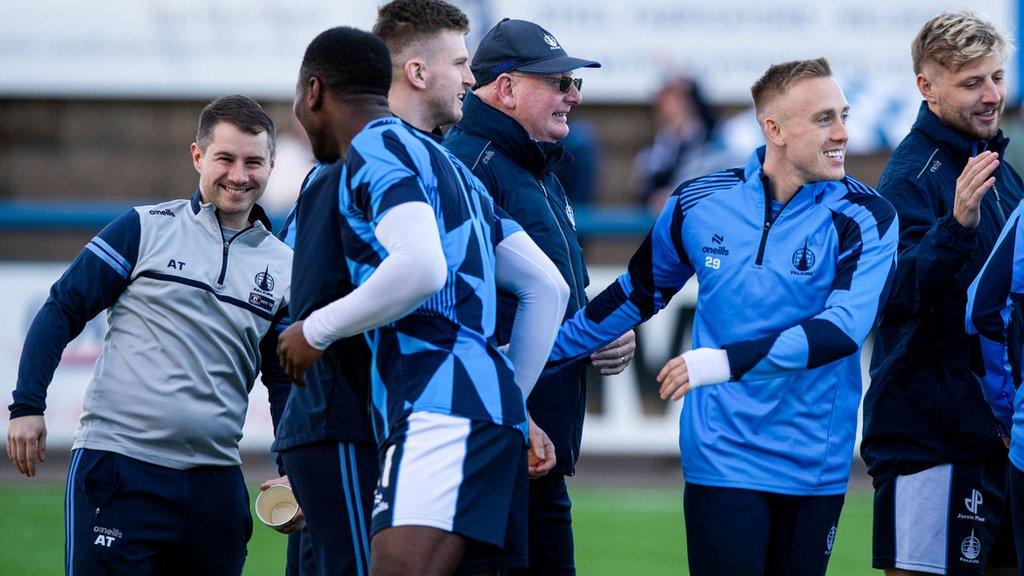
[681,348,731,388]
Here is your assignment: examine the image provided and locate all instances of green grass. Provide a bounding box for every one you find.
[0,484,873,575]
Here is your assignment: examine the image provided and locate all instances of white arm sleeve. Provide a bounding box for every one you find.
[681,347,731,388]
[302,201,447,349]
[495,231,570,398]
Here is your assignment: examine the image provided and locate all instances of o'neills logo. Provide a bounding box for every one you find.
[148,209,175,217]
[701,246,730,255]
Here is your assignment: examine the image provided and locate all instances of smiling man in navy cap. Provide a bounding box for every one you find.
[445,18,635,576]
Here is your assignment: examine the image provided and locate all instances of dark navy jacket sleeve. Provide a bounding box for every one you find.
[882,176,976,316]
[259,308,292,476]
[724,194,899,381]
[10,210,141,418]
[965,202,1024,434]
[550,190,694,361]
[260,308,292,432]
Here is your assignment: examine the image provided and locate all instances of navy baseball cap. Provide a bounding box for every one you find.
[471,18,601,87]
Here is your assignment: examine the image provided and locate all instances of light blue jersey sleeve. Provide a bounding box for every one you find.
[550,180,701,362]
[966,202,1024,435]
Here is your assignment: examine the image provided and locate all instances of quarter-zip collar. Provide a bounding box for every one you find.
[454,91,572,177]
[912,101,1009,163]
[188,189,273,247]
[745,146,830,212]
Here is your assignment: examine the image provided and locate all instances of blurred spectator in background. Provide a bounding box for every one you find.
[1000,102,1024,171]
[260,116,314,215]
[554,118,601,206]
[632,76,717,213]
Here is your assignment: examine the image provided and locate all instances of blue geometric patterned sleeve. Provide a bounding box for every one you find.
[348,129,431,224]
[492,204,524,247]
[550,191,695,362]
[10,209,141,417]
[724,192,898,381]
[966,202,1024,434]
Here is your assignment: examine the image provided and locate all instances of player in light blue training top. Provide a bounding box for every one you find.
[549,58,898,576]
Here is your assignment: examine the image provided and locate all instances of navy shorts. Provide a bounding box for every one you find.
[873,457,1015,575]
[509,473,575,575]
[683,482,845,576]
[280,440,377,576]
[65,448,251,576]
[371,412,528,573]
[285,526,316,576]
[1008,461,1024,571]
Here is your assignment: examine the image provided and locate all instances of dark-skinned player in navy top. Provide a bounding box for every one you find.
[276,25,568,576]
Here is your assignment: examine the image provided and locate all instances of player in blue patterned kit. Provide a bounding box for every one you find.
[276,25,568,576]
[548,58,898,576]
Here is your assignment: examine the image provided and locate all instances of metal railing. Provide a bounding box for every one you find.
[0,200,657,238]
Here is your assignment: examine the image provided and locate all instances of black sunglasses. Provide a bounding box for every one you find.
[510,73,582,93]
[552,76,583,93]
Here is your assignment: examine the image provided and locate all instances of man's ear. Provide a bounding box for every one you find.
[764,116,786,147]
[404,59,428,90]
[495,75,517,110]
[190,142,203,173]
[307,76,324,111]
[916,72,937,105]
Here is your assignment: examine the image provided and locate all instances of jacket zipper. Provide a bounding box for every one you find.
[539,178,584,477]
[217,227,253,286]
[755,181,796,266]
[538,179,585,307]
[992,182,1008,225]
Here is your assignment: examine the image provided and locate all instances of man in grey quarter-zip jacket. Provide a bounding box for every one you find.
[444,18,635,575]
[862,12,1023,576]
[7,95,293,576]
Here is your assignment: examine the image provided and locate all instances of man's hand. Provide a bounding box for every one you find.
[953,150,999,229]
[527,417,556,478]
[277,320,322,386]
[590,330,636,375]
[7,415,46,477]
[657,356,692,401]
[258,475,304,534]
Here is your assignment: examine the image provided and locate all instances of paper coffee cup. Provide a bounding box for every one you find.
[255,484,299,528]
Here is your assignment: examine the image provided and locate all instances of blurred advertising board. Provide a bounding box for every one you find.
[0,262,875,457]
[0,0,1014,103]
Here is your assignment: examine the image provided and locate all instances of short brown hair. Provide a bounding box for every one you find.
[750,58,832,120]
[372,0,469,59]
[196,95,276,157]
[911,11,1011,74]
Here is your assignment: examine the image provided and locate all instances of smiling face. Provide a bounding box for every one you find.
[919,54,1006,140]
[419,29,475,128]
[191,122,273,229]
[769,76,850,187]
[506,72,582,142]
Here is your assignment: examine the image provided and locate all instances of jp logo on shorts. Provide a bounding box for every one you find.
[965,489,983,515]
[961,528,982,563]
